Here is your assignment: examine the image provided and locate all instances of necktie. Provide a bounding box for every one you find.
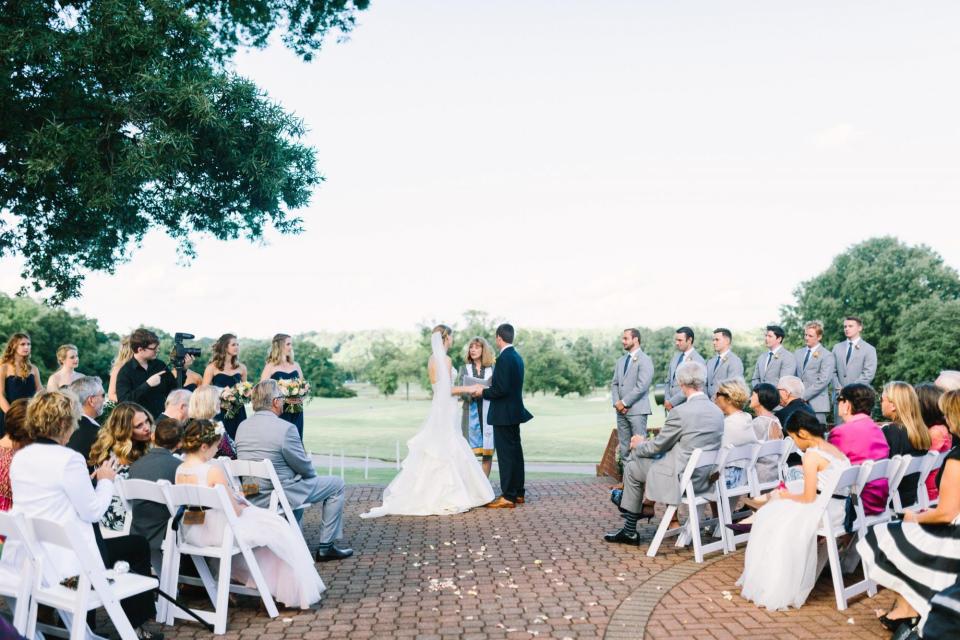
[802,348,811,371]
[845,341,853,364]
[714,355,721,371]
[623,357,630,375]
[763,351,773,373]
[672,353,685,382]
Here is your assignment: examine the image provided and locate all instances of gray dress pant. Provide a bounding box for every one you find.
[616,413,648,460]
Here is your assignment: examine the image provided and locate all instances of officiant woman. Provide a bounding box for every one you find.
[458,337,495,477]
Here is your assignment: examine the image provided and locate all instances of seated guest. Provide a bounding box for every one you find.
[66,376,106,466]
[881,381,931,507]
[604,361,723,545]
[115,328,178,419]
[750,383,784,484]
[714,378,758,488]
[88,402,153,533]
[188,385,236,459]
[157,388,191,425]
[176,419,325,608]
[0,399,30,511]
[917,382,952,501]
[857,389,960,636]
[829,383,889,515]
[738,410,851,610]
[10,391,161,639]
[46,344,84,390]
[935,370,960,392]
[128,418,183,574]
[235,380,352,561]
[773,376,813,432]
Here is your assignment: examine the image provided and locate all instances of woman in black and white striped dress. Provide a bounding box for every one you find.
[857,388,960,637]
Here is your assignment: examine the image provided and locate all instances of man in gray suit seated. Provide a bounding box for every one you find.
[831,315,877,412]
[751,324,797,387]
[610,328,655,461]
[235,380,352,562]
[663,327,705,410]
[794,321,836,424]
[605,361,724,545]
[705,328,744,400]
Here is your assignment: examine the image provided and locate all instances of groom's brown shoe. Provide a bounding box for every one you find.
[486,497,516,509]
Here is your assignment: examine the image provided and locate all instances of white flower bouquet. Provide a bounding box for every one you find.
[220,381,253,419]
[277,378,311,414]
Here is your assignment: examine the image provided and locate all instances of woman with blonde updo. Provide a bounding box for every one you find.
[260,333,305,439]
[89,402,154,531]
[714,378,759,489]
[176,418,325,609]
[361,324,494,518]
[0,332,42,437]
[46,344,84,390]
[107,336,133,403]
[188,384,237,459]
[11,391,159,637]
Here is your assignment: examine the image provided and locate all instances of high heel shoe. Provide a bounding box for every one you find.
[639,505,656,522]
[878,613,919,632]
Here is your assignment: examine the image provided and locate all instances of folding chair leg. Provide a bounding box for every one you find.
[101,596,138,640]
[824,535,847,611]
[646,506,677,558]
[213,554,232,634]
[239,548,279,619]
[25,597,38,639]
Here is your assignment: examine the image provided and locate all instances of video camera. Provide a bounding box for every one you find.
[171,333,201,387]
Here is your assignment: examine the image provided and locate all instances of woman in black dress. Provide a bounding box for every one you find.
[203,333,248,439]
[260,333,305,440]
[0,333,42,437]
[880,381,932,507]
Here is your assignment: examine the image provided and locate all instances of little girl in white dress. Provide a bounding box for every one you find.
[737,410,850,610]
[175,419,325,609]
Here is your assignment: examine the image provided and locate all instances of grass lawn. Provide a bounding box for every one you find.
[301,383,668,464]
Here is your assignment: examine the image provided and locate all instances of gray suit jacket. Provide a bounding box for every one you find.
[633,394,724,505]
[705,352,744,399]
[750,347,797,387]
[235,409,319,510]
[794,345,836,413]
[611,350,654,416]
[832,339,878,390]
[128,447,182,550]
[665,349,706,407]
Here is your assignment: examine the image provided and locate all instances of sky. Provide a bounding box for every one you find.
[2,1,959,338]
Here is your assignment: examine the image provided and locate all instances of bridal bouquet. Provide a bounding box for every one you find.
[220,381,253,418]
[277,378,311,414]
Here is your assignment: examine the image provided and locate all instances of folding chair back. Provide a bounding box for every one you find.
[750,437,795,494]
[890,454,929,513]
[0,511,36,635]
[816,463,871,611]
[221,458,307,530]
[856,459,893,529]
[922,450,949,509]
[716,442,761,551]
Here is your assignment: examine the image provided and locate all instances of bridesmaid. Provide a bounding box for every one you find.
[260,333,305,440]
[203,334,248,439]
[0,333,42,437]
[107,336,133,403]
[46,343,84,390]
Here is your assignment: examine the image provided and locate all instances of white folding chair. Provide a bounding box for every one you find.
[817,464,869,610]
[716,443,761,552]
[889,454,929,513]
[646,448,728,563]
[23,516,158,640]
[115,478,177,623]
[162,483,279,634]
[0,511,37,635]
[99,481,133,541]
[220,458,309,534]
[922,450,949,509]
[748,437,795,495]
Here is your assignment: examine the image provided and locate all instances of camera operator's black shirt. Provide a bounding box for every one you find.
[116,358,179,418]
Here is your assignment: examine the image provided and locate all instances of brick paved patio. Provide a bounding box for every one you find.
[145,478,892,639]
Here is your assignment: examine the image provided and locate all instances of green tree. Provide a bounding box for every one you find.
[295,341,355,398]
[781,237,960,386]
[365,340,404,398]
[889,298,960,383]
[1,0,368,302]
[524,333,591,397]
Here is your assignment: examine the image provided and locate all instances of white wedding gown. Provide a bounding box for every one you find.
[361,333,495,517]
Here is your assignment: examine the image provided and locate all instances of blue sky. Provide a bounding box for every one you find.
[2,1,959,337]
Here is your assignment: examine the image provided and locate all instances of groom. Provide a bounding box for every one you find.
[472,323,534,508]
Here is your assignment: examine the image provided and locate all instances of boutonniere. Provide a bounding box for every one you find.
[855,344,861,350]
[813,351,821,359]
[720,356,728,364]
[773,353,781,360]
[630,354,639,363]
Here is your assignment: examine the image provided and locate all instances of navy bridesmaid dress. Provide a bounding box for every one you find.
[212,372,247,440]
[271,370,304,440]
[1,373,37,437]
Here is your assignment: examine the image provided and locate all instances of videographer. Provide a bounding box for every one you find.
[115,328,180,417]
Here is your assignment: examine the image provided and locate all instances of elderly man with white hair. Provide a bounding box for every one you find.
[605,361,724,545]
[158,388,192,424]
[936,370,960,392]
[66,375,105,464]
[774,375,814,433]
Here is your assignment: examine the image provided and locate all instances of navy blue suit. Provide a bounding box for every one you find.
[482,345,533,501]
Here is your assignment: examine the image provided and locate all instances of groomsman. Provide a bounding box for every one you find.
[794,321,835,424]
[751,325,796,387]
[832,315,877,402]
[705,328,744,399]
[664,327,705,410]
[610,329,655,461]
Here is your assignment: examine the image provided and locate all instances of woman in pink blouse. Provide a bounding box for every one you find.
[828,383,890,514]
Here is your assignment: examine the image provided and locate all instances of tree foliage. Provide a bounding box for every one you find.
[0,0,368,302]
[888,298,960,383]
[781,237,960,386]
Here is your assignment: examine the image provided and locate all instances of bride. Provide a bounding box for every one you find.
[361,325,495,517]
